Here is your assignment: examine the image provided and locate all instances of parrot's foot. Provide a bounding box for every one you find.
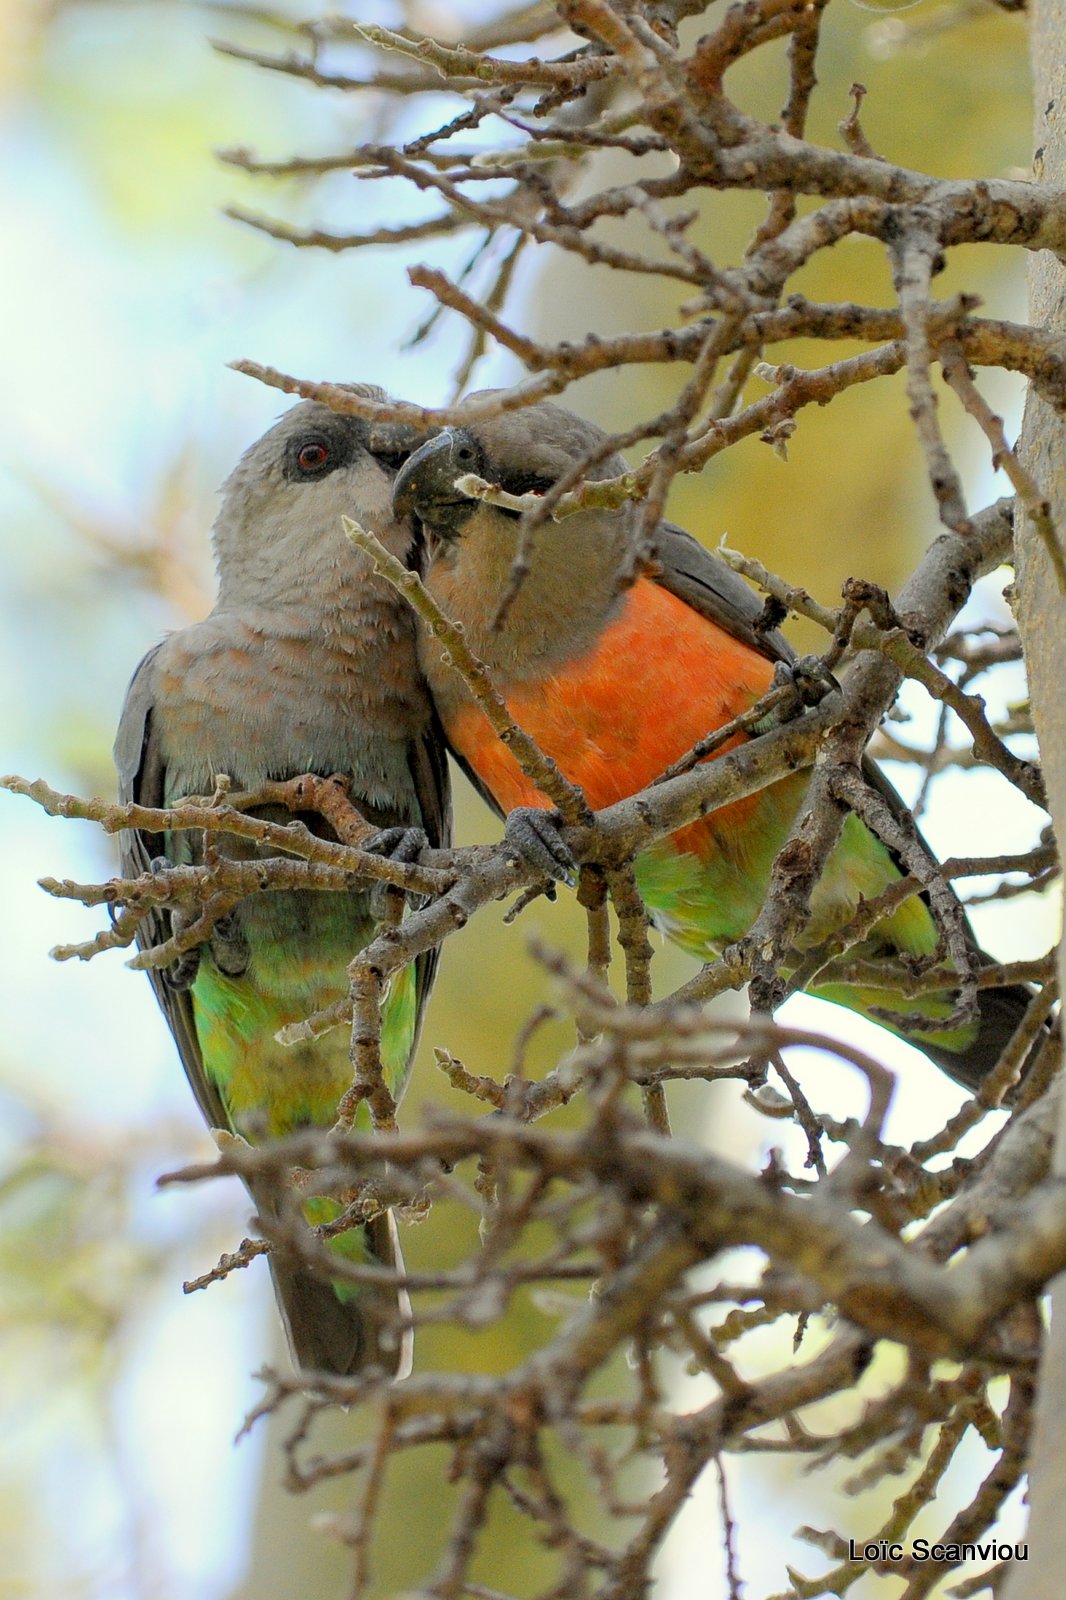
[504,807,577,887]
[210,911,250,978]
[161,949,201,991]
[363,826,429,864]
[363,826,430,916]
[147,855,202,990]
[750,656,839,735]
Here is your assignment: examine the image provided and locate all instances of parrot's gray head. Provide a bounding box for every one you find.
[393,395,639,678]
[213,392,428,608]
[392,428,487,545]
[392,395,631,558]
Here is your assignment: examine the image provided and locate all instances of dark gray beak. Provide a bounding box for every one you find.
[391,428,483,532]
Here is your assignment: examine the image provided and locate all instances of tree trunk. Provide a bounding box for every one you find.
[1003,4,1066,1589]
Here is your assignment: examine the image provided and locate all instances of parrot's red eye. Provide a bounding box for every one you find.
[296,441,330,472]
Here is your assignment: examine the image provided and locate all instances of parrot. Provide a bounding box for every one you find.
[114,395,450,1376]
[391,395,1035,1092]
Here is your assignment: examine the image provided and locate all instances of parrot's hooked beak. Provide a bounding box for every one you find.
[392,429,482,551]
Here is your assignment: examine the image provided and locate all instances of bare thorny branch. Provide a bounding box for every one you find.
[8,0,1066,1594]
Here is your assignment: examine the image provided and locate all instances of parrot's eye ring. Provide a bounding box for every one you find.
[295,439,331,473]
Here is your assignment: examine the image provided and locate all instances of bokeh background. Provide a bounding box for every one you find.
[0,0,1053,1595]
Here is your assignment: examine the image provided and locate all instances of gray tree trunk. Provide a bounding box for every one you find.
[1003,5,1066,1590]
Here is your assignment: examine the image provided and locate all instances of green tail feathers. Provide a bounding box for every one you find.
[808,966,1038,1091]
[264,1195,411,1379]
[191,902,423,1376]
[634,787,1043,1092]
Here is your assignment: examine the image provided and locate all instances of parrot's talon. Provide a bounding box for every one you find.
[147,854,204,987]
[363,827,431,917]
[794,654,839,703]
[211,912,250,978]
[363,826,429,864]
[504,807,578,887]
[162,948,201,991]
[751,657,838,735]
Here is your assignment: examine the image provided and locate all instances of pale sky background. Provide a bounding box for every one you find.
[0,2,1053,1597]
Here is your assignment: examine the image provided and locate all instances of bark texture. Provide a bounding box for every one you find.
[1004,8,1066,1592]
